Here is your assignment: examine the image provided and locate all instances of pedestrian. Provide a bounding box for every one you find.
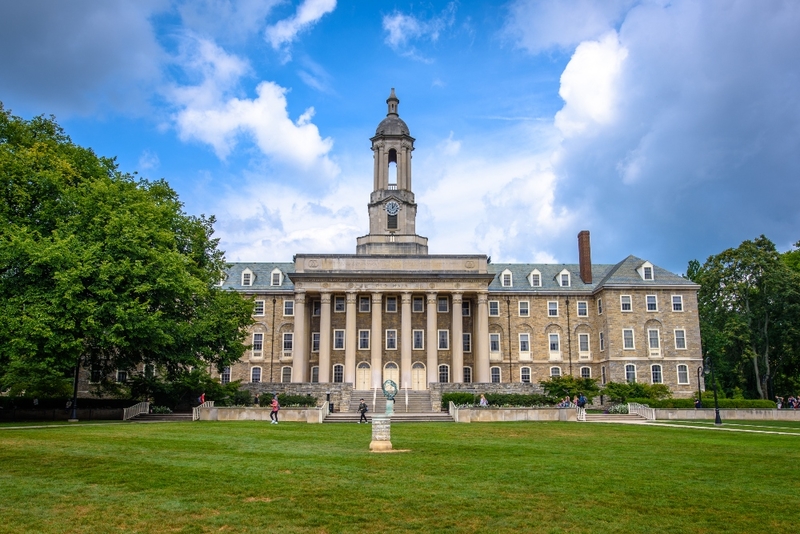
[572,395,579,406]
[694,398,703,409]
[479,394,489,407]
[270,395,280,424]
[254,394,260,406]
[775,396,782,409]
[358,398,368,423]
[198,392,205,404]
[577,392,587,408]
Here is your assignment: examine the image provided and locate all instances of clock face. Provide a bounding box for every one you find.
[385,201,400,216]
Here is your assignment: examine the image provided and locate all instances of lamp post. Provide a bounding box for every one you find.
[705,353,722,426]
[696,366,703,407]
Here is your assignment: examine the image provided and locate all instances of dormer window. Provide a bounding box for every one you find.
[270,268,283,286]
[501,269,513,287]
[558,269,571,287]
[241,268,254,287]
[528,269,541,287]
[637,261,655,281]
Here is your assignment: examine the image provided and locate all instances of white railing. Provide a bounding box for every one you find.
[449,401,460,423]
[576,406,586,422]
[628,402,656,420]
[123,401,150,421]
[192,400,215,421]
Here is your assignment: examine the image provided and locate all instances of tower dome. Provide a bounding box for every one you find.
[375,88,410,136]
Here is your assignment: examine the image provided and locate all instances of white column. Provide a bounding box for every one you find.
[476,292,490,383]
[426,292,438,385]
[452,292,464,383]
[318,292,332,383]
[291,291,307,382]
[400,292,412,388]
[345,292,357,384]
[371,292,383,388]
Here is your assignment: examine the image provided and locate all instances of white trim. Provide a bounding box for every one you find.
[672,295,684,312]
[518,332,531,360]
[283,299,294,317]
[333,329,345,350]
[625,363,637,383]
[648,328,661,357]
[580,366,591,379]
[251,366,262,383]
[489,300,500,317]
[620,295,632,312]
[412,296,424,313]
[242,268,254,287]
[550,366,562,377]
[385,329,398,350]
[437,296,449,313]
[358,329,370,350]
[490,366,502,383]
[438,364,450,383]
[311,332,320,352]
[412,329,424,350]
[528,269,542,287]
[385,296,398,313]
[518,300,530,317]
[281,366,292,383]
[637,261,655,281]
[359,295,371,313]
[333,295,345,313]
[597,298,603,315]
[500,269,513,287]
[622,328,635,350]
[651,364,663,384]
[674,329,687,350]
[557,268,571,287]
[677,364,690,385]
[489,333,501,353]
[332,364,344,383]
[646,295,658,312]
[547,300,559,317]
[462,300,471,317]
[463,332,472,353]
[520,366,531,383]
[578,333,590,359]
[438,329,450,350]
[599,331,605,352]
[270,268,282,287]
[577,301,588,317]
[254,300,265,316]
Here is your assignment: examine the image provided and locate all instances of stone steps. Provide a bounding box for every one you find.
[347,390,435,414]
[584,413,648,423]
[131,413,193,422]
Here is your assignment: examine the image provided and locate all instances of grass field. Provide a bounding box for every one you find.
[1,421,798,533]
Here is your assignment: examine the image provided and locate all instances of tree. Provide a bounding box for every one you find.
[540,375,600,401]
[0,104,254,396]
[688,236,800,399]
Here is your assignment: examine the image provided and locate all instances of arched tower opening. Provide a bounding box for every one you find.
[388,148,398,188]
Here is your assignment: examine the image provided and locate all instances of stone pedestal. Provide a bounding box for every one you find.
[369,416,392,451]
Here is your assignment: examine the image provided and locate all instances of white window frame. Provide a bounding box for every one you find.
[549,333,560,352]
[438,364,450,383]
[519,301,530,317]
[580,366,591,379]
[646,295,658,312]
[462,300,471,316]
[672,295,684,312]
[386,296,397,313]
[501,269,513,287]
[242,269,254,287]
[281,366,292,383]
[550,366,561,377]
[221,366,231,384]
[528,269,541,287]
[438,329,449,350]
[559,270,571,287]
[312,300,320,316]
[674,329,687,350]
[385,329,397,350]
[310,366,319,383]
[637,261,655,281]
[437,296,449,313]
[623,329,635,350]
[601,366,607,385]
[520,366,531,383]
[283,332,293,352]
[577,301,588,317]
[252,333,263,353]
[283,299,294,316]
[548,301,558,317]
[578,333,590,357]
[251,367,261,383]
[334,296,345,313]
[599,331,605,351]
[412,297,424,313]
[620,295,632,312]
[597,298,603,315]
[412,329,424,350]
[519,333,530,354]
[489,333,501,353]
[270,268,282,286]
[463,333,472,353]
[490,366,501,383]
[677,364,690,385]
[651,364,663,384]
[311,332,320,352]
[254,300,265,316]
[358,330,370,350]
[333,364,344,383]
[625,364,637,383]
[463,366,472,383]
[489,301,500,317]
[648,329,661,351]
[333,329,345,350]
[359,296,371,313]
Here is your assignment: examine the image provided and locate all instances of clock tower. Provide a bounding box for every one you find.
[356,89,429,255]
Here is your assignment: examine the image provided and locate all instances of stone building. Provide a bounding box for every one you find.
[219,89,702,398]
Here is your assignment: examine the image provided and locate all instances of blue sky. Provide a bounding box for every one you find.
[2,0,799,273]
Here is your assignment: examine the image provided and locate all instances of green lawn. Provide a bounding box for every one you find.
[1,421,798,533]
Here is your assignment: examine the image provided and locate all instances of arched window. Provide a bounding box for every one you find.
[651,364,663,384]
[388,148,398,186]
[251,367,261,383]
[438,364,449,383]
[520,367,531,383]
[677,364,689,385]
[333,364,344,383]
[580,366,591,379]
[281,366,292,383]
[550,366,561,377]
[463,366,472,383]
[311,366,319,383]
[490,366,501,383]
[625,364,637,383]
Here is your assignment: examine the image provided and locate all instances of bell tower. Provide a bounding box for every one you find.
[356,89,428,255]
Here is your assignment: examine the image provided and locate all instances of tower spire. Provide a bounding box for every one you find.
[386,88,399,116]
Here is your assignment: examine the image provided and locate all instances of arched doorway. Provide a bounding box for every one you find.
[356,362,371,390]
[411,362,426,390]
[383,361,399,385]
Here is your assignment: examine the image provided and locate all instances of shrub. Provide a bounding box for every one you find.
[441,392,477,409]
[627,398,777,409]
[601,381,673,402]
[540,376,600,401]
[151,405,172,414]
[275,394,318,407]
[607,403,629,414]
[442,392,555,409]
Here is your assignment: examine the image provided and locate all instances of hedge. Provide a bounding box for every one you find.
[257,394,318,407]
[442,392,555,409]
[0,397,137,410]
[628,398,777,409]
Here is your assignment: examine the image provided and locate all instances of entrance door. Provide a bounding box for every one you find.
[411,362,426,390]
[383,362,399,385]
[356,362,371,390]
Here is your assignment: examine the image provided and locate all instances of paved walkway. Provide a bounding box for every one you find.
[0,421,175,430]
[643,421,800,436]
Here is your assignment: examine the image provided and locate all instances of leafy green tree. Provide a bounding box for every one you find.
[688,236,800,399]
[601,381,672,403]
[0,104,254,396]
[540,375,600,401]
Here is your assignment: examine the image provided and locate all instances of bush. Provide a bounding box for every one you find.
[151,405,172,414]
[441,392,477,409]
[263,394,318,407]
[627,398,777,409]
[601,381,672,402]
[607,403,629,414]
[0,397,136,410]
[540,376,600,401]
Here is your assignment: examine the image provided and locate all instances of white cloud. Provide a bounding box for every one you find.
[178,0,282,42]
[265,0,336,61]
[382,2,457,60]
[137,150,160,171]
[169,37,337,174]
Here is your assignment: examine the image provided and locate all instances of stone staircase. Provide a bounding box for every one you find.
[583,413,648,424]
[131,412,193,422]
[324,390,453,423]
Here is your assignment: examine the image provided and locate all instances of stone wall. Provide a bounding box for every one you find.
[198,406,325,423]
[654,408,800,421]
[452,407,576,423]
[240,382,352,412]
[430,382,545,412]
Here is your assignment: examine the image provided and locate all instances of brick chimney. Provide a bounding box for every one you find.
[578,230,592,284]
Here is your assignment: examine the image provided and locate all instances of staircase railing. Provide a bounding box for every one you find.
[192,401,215,421]
[576,406,586,422]
[123,401,150,421]
[628,402,655,420]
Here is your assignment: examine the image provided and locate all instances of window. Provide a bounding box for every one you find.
[271,270,281,286]
[623,329,635,349]
[359,330,370,350]
[439,365,449,383]
[462,301,471,316]
[549,333,560,352]
[312,300,321,316]
[550,367,561,377]
[638,262,654,281]
[221,367,231,384]
[651,364,663,384]
[463,367,472,383]
[386,329,397,350]
[311,366,319,383]
[677,364,689,384]
[579,333,589,353]
[386,296,397,313]
[672,295,684,312]
[530,271,541,287]
[521,367,531,383]
[281,366,292,383]
[648,329,660,350]
[601,366,607,384]
[625,364,636,383]
[560,272,570,287]
[438,330,449,350]
[548,301,558,317]
[581,367,591,379]
[283,300,294,316]
[577,301,588,317]
[283,333,293,352]
[413,330,424,350]
[412,297,424,312]
[333,329,345,350]
[334,296,345,312]
[333,364,344,383]
[387,214,397,229]
[597,298,603,315]
[437,296,449,313]
[674,329,687,349]
[599,332,605,351]
[463,333,472,352]
[519,301,530,317]
[644,266,653,280]
[254,300,265,316]
[116,370,127,383]
[519,333,530,353]
[89,366,102,383]
[490,333,500,352]
[359,296,371,313]
[501,271,512,287]
[251,367,261,383]
[489,301,500,316]
[252,333,263,352]
[242,271,252,286]
[646,295,658,312]
[311,332,320,352]
[621,295,632,312]
[491,367,501,383]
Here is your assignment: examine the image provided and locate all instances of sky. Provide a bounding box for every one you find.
[1,0,798,274]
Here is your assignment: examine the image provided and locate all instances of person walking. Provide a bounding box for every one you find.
[358,398,369,423]
[270,395,280,424]
[254,394,260,407]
